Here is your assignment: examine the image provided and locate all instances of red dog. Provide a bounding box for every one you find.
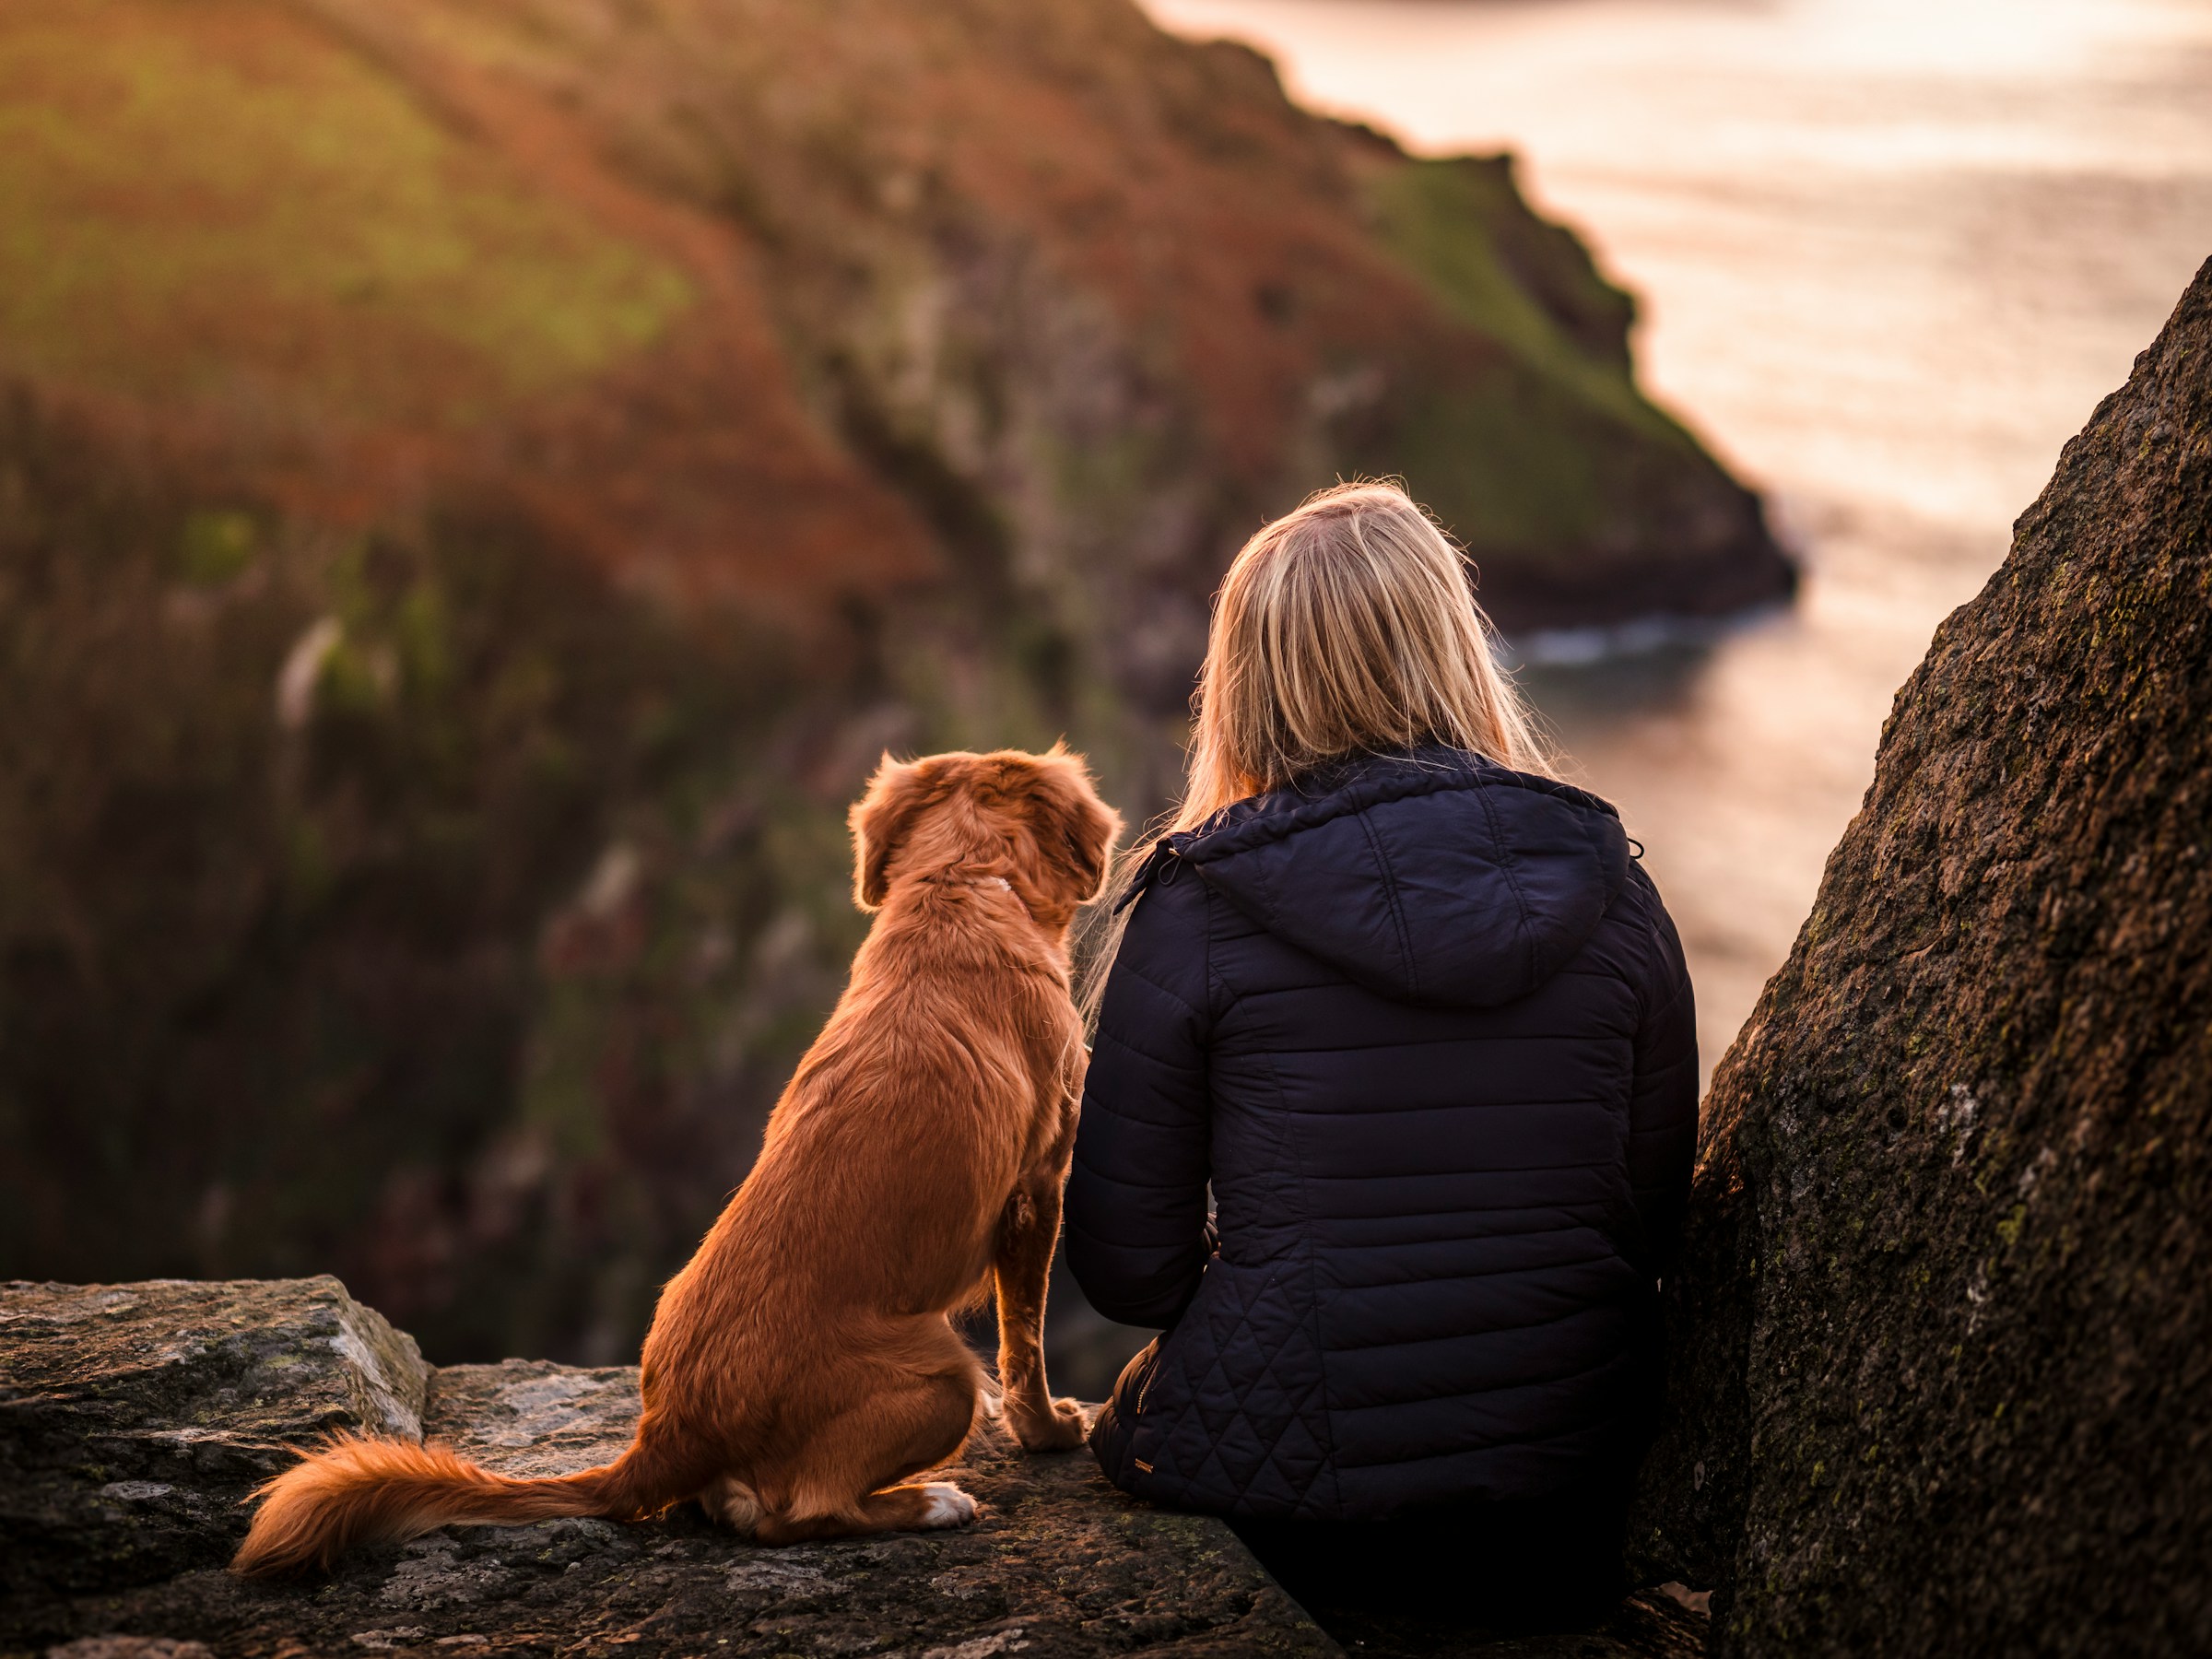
[233,746,1121,1572]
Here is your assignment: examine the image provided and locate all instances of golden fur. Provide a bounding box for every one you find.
[232,746,1122,1574]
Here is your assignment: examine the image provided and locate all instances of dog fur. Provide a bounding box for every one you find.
[230,746,1122,1574]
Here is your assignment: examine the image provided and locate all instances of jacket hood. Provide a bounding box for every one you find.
[1146,747,1630,1009]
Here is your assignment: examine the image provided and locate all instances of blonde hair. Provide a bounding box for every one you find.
[1080,480,1551,1013]
[1171,479,1551,830]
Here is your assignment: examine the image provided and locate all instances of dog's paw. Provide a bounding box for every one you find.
[1011,1395,1088,1453]
[702,1474,763,1536]
[913,1482,978,1529]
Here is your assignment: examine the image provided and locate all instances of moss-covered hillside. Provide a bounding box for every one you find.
[0,0,1786,632]
[0,0,1790,1365]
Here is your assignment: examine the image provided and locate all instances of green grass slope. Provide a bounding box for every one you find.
[0,2,692,425]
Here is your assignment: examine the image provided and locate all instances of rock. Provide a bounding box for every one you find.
[1288,1587,1709,1659]
[0,1277,426,1601]
[1,1281,1336,1658]
[1631,259,2212,1652]
[2,1279,1710,1658]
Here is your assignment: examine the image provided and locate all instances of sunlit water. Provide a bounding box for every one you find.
[1147,0,2212,1078]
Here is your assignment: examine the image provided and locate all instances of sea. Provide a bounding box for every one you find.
[1146,0,2212,1080]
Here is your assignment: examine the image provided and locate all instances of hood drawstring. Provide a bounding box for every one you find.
[1111,837,1186,915]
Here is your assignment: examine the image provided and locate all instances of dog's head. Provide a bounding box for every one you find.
[849,744,1122,934]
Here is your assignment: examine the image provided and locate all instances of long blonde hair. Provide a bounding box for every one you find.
[1080,479,1552,1013]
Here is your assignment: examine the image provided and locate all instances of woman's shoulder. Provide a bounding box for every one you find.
[1602,858,1692,1005]
[1121,841,1210,941]
[1101,841,1213,1010]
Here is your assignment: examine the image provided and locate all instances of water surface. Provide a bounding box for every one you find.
[1147,0,2212,1076]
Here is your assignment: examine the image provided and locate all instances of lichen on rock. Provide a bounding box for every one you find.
[1632,257,2212,1654]
[0,1277,425,1601]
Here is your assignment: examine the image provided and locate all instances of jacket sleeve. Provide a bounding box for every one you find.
[1627,865,1699,1272]
[1064,865,1214,1328]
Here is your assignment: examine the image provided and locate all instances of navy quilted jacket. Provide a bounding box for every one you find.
[1065,747,1698,1521]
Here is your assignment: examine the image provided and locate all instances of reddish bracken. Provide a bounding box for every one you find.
[231,747,1120,1573]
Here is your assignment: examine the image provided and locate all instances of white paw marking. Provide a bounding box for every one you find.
[704,1475,762,1535]
[916,1483,977,1528]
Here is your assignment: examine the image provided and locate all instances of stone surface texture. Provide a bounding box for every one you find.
[0,1279,1714,1659]
[1307,1591,1707,1659]
[1631,260,2212,1653]
[0,1278,426,1602]
[1,1295,1330,1659]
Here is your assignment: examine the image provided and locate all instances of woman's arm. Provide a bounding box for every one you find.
[1065,865,1214,1328]
[1626,865,1699,1270]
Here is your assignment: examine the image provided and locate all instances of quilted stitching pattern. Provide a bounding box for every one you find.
[1068,748,1697,1523]
[1151,1260,1334,1516]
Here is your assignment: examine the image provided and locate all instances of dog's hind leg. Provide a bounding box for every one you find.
[750,1342,980,1546]
[754,1477,977,1544]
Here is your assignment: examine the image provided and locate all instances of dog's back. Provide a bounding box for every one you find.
[232,746,1118,1571]
[678,872,1074,1315]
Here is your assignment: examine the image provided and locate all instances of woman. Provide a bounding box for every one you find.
[1065,481,1697,1627]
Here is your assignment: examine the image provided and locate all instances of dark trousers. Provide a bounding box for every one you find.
[1230,1484,1630,1633]
[1093,1338,1630,1633]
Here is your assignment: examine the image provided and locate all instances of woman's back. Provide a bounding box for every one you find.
[1067,745,1697,1522]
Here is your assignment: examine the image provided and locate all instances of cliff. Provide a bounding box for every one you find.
[1630,259,2212,1651]
[0,0,1787,644]
[0,0,1789,1371]
[0,1278,1710,1658]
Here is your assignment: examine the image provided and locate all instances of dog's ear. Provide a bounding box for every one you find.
[850,754,936,911]
[1024,745,1124,904]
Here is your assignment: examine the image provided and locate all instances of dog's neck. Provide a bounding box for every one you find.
[921,870,1037,924]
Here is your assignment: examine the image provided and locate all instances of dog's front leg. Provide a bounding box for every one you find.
[993,1173,1086,1452]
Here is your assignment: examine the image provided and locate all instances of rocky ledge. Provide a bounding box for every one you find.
[2,1277,1706,1659]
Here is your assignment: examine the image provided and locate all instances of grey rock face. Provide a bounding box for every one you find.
[0,1277,426,1600]
[1,1283,1336,1658]
[1632,260,2212,1653]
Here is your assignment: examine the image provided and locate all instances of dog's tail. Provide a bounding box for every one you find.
[229,1430,692,1577]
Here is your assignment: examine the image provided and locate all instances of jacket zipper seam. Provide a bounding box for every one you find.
[1355,810,1419,1000]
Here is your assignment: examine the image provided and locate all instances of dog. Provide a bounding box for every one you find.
[231,745,1122,1573]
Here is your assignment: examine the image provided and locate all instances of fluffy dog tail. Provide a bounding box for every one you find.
[229,1430,690,1577]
